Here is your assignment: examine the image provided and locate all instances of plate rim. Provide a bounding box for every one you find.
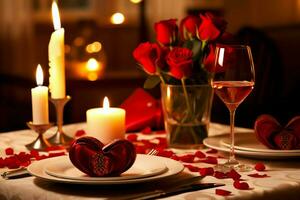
[27,154,184,185]
[203,134,300,158]
[220,134,300,153]
[44,154,168,181]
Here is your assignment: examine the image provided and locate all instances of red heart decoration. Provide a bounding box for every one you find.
[254,115,300,150]
[69,136,136,177]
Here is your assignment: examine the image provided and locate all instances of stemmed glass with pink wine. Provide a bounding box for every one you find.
[212,44,255,172]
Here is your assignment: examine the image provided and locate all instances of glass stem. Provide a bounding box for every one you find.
[228,109,238,165]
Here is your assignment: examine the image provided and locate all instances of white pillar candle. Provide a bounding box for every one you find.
[49,1,66,99]
[86,97,125,144]
[31,65,49,125]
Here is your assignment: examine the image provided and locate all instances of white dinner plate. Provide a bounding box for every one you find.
[220,132,300,153]
[203,133,300,159]
[44,154,168,181]
[27,154,184,185]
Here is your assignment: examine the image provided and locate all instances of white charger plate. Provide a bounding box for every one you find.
[220,132,300,153]
[203,133,300,159]
[44,154,168,181]
[27,154,184,185]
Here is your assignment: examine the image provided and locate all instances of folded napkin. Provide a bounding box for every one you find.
[120,88,164,132]
[254,115,300,150]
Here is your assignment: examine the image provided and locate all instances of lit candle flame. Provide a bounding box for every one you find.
[218,47,225,67]
[103,96,110,109]
[36,64,44,86]
[52,1,61,30]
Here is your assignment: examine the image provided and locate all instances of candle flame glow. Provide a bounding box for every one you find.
[103,96,110,109]
[36,64,44,86]
[52,1,61,30]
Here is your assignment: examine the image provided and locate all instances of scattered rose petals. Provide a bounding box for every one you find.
[248,173,269,178]
[170,154,180,161]
[0,158,5,168]
[233,180,250,190]
[201,156,218,164]
[141,127,152,135]
[255,162,266,171]
[216,189,232,196]
[135,145,147,154]
[178,154,195,163]
[127,134,138,142]
[206,149,218,154]
[48,152,66,158]
[5,148,14,155]
[157,150,174,158]
[199,167,214,176]
[226,169,241,180]
[214,171,227,179]
[194,150,206,158]
[75,129,86,137]
[184,164,201,172]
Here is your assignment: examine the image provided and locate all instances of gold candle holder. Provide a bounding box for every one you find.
[26,122,53,151]
[48,95,73,146]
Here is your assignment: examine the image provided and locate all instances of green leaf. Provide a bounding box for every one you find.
[143,75,161,89]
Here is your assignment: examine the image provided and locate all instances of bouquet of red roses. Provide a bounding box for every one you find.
[133,12,228,88]
[132,13,229,147]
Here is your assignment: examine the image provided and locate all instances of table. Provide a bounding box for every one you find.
[1,123,300,200]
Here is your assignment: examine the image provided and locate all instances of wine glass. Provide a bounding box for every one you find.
[212,44,255,172]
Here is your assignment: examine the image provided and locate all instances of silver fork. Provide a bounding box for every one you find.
[147,149,158,156]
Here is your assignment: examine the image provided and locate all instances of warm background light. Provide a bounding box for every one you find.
[51,1,61,30]
[86,41,102,53]
[36,64,43,86]
[110,12,125,24]
[130,0,143,4]
[86,58,99,71]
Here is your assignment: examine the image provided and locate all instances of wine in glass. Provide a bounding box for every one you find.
[212,44,255,171]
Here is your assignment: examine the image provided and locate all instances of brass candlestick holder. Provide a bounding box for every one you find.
[48,95,73,146]
[26,122,53,151]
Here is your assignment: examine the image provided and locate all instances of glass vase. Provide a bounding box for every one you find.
[161,84,213,149]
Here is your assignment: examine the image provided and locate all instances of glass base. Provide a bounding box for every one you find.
[214,162,252,173]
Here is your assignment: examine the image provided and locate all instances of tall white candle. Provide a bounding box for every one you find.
[49,1,66,99]
[86,97,125,144]
[31,65,49,125]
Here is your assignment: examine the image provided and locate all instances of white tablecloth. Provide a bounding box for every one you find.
[0,123,300,200]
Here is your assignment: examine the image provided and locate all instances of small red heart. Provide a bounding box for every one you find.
[69,136,136,177]
[254,115,300,150]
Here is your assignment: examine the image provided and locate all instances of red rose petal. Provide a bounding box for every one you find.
[75,129,86,137]
[201,156,218,164]
[48,152,66,158]
[194,150,206,158]
[141,127,152,135]
[170,154,180,161]
[214,171,228,179]
[184,164,201,172]
[255,162,266,171]
[233,180,250,190]
[248,173,269,178]
[127,134,138,142]
[216,189,232,196]
[199,167,214,176]
[206,149,218,154]
[30,150,40,159]
[5,148,14,155]
[178,154,195,163]
[135,145,147,154]
[226,169,241,180]
[157,150,174,158]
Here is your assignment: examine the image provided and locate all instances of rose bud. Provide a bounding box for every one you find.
[154,19,178,46]
[180,15,201,40]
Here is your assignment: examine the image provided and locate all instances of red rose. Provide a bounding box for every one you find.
[133,42,163,74]
[167,47,193,79]
[198,13,227,41]
[154,19,178,46]
[203,44,216,73]
[180,15,201,40]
